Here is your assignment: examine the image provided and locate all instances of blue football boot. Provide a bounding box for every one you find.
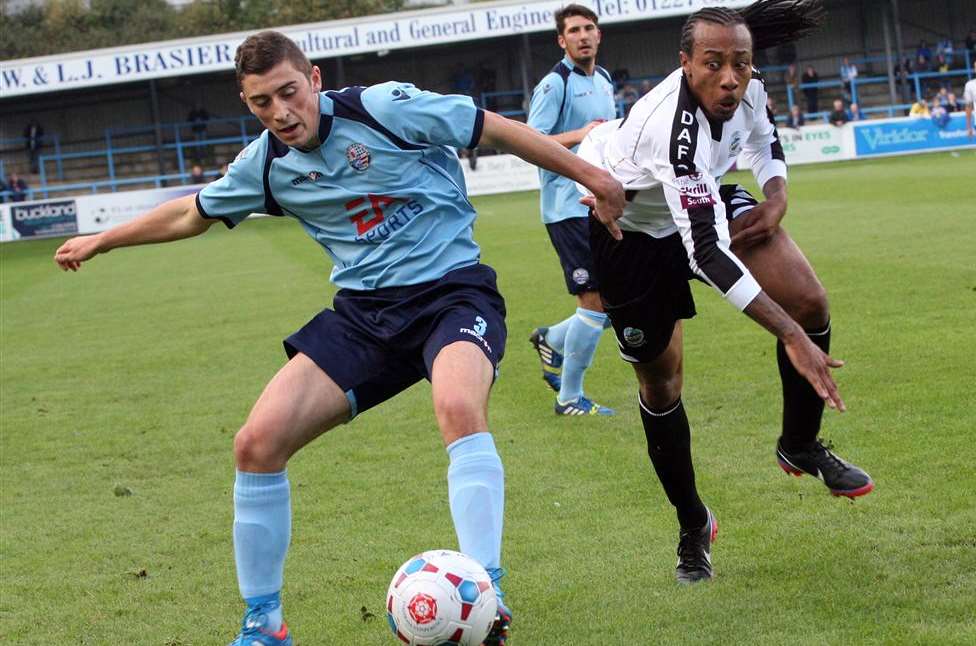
[554,395,615,416]
[229,600,292,646]
[529,328,563,393]
[483,568,512,646]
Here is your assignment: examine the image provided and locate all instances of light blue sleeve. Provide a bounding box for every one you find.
[196,135,269,228]
[360,82,483,149]
[527,73,564,135]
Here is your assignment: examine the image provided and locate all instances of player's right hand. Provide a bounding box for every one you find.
[580,172,625,240]
[54,234,102,272]
[783,335,846,412]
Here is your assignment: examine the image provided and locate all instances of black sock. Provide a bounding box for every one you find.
[777,320,831,453]
[638,395,707,531]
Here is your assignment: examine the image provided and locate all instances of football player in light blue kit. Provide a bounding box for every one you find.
[527,4,618,416]
[55,31,625,646]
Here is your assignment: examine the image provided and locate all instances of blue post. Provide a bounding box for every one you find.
[786,84,795,109]
[239,117,249,148]
[105,129,116,188]
[851,78,859,105]
[54,134,64,180]
[175,126,186,179]
[39,155,48,190]
[913,73,921,100]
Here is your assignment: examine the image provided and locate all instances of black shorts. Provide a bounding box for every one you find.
[588,184,759,362]
[284,264,507,419]
[545,216,599,295]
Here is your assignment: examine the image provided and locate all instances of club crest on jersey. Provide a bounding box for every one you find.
[346,143,371,172]
[729,132,743,156]
[675,174,716,210]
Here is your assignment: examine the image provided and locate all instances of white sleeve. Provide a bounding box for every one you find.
[642,119,761,311]
[741,80,788,190]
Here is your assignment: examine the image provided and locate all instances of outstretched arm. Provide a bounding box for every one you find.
[744,290,845,411]
[54,193,214,271]
[479,111,625,239]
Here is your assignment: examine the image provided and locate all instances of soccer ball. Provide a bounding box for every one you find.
[386,549,497,645]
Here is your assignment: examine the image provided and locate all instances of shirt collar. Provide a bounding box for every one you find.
[562,55,590,76]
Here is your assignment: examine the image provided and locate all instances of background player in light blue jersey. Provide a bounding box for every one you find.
[527,4,618,417]
[55,30,625,646]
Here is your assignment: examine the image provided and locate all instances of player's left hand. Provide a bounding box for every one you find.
[580,172,625,240]
[730,199,786,250]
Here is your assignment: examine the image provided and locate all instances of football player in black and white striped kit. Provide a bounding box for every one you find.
[578,0,873,584]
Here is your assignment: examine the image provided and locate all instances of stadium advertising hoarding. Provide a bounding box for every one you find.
[0,158,535,242]
[3,199,79,240]
[776,123,854,165]
[0,0,752,97]
[0,185,200,242]
[853,114,975,157]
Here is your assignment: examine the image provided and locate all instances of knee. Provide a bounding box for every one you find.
[792,283,830,329]
[638,373,683,410]
[234,423,287,472]
[433,394,486,438]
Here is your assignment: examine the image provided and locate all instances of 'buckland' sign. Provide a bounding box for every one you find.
[1,0,750,98]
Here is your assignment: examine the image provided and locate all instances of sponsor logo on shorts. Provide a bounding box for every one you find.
[622,326,646,347]
[572,268,590,285]
[675,174,716,210]
[460,315,492,355]
[346,143,371,171]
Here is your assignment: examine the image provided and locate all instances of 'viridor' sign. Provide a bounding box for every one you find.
[1,0,751,97]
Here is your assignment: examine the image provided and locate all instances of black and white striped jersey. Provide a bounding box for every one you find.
[577,68,787,311]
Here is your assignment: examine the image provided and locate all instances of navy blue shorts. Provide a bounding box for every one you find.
[545,217,599,295]
[283,264,507,419]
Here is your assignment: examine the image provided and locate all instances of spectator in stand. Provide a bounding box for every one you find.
[916,40,932,68]
[936,37,954,69]
[896,57,914,105]
[217,162,229,179]
[24,119,44,174]
[7,173,28,202]
[639,79,653,96]
[909,96,931,118]
[946,92,960,112]
[785,104,805,128]
[935,54,949,80]
[848,102,864,121]
[930,99,950,129]
[187,105,210,165]
[617,83,640,115]
[0,176,8,203]
[784,63,799,94]
[829,98,849,126]
[190,164,205,184]
[915,53,930,74]
[839,56,858,100]
[801,64,819,114]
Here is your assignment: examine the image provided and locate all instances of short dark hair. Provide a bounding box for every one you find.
[679,7,749,57]
[555,4,599,35]
[235,31,312,89]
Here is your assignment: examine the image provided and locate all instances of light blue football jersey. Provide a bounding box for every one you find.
[196,83,484,290]
[527,56,616,224]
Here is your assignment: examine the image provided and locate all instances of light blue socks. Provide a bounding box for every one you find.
[447,432,504,571]
[234,470,290,629]
[557,307,608,404]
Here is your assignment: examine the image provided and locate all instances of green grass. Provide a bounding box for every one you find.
[2,150,975,645]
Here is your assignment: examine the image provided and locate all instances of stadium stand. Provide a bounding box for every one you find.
[1,0,973,201]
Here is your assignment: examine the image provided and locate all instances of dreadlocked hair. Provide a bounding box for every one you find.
[739,0,827,51]
[679,0,826,54]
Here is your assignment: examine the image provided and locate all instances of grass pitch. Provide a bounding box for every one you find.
[2,150,975,645]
